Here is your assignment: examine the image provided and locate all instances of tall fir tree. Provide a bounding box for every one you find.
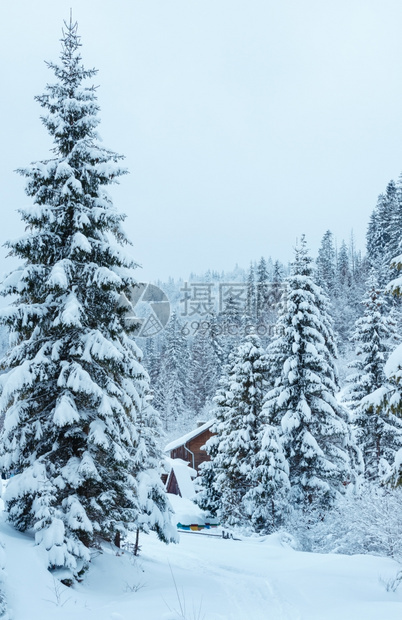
[218,294,242,362]
[316,230,336,294]
[368,252,402,485]
[245,262,256,319]
[331,239,365,351]
[142,336,161,389]
[314,231,368,353]
[205,310,225,368]
[262,260,285,341]
[366,180,399,286]
[136,397,177,541]
[346,273,400,480]
[264,236,351,511]
[188,326,221,417]
[0,19,176,575]
[269,260,285,309]
[199,333,289,530]
[153,311,189,431]
[347,273,397,409]
[336,241,352,292]
[256,257,270,320]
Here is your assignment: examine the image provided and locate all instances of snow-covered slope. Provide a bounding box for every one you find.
[1,495,402,620]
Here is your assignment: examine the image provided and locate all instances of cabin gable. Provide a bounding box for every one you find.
[165,420,215,473]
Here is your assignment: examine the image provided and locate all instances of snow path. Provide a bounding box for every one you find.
[137,532,402,620]
[1,520,402,619]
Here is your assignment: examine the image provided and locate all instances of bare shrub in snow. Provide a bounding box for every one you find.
[287,484,402,560]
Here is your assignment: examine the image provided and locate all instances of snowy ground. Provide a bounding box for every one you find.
[1,495,402,620]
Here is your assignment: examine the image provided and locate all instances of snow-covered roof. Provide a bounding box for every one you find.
[164,419,215,453]
[166,458,197,500]
[165,457,196,475]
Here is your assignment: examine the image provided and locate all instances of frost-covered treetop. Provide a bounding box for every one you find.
[39,19,100,153]
[3,17,135,292]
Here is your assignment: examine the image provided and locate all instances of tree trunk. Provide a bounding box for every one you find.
[134,528,140,556]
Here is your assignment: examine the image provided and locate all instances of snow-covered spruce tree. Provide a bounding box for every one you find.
[204,310,225,369]
[243,421,290,534]
[199,333,289,530]
[153,311,189,431]
[256,257,270,320]
[195,459,221,518]
[366,180,400,286]
[301,277,365,483]
[268,260,285,310]
[315,230,336,295]
[188,327,221,417]
[0,19,176,576]
[264,236,351,511]
[245,262,256,319]
[142,336,161,389]
[346,272,400,480]
[136,396,177,544]
[218,294,242,362]
[367,252,402,486]
[331,240,357,350]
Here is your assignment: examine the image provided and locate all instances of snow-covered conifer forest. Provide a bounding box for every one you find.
[0,12,402,620]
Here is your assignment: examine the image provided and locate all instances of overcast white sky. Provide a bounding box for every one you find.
[1,0,402,281]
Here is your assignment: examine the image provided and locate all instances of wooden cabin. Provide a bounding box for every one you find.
[164,420,214,472]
